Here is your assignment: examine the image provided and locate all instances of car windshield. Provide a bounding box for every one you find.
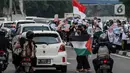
[23,26,49,32]
[33,34,61,44]
[17,21,35,27]
[4,23,15,28]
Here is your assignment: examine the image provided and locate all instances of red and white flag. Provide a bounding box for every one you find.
[73,0,86,19]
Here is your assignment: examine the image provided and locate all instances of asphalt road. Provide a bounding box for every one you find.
[4,47,130,73]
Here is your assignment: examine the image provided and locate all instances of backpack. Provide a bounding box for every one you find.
[21,40,36,58]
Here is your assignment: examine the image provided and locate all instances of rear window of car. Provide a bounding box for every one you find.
[22,26,49,32]
[33,34,61,44]
[4,23,15,28]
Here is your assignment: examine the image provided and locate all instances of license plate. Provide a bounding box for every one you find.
[22,62,31,66]
[100,65,110,69]
[0,57,5,60]
[38,59,51,64]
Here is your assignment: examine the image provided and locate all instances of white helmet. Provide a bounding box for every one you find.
[20,32,27,38]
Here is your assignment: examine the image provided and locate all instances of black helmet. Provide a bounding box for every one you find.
[98,33,107,43]
[77,25,82,30]
[0,29,6,36]
[26,30,34,39]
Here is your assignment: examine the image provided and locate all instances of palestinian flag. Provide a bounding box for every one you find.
[73,0,86,19]
[70,34,92,56]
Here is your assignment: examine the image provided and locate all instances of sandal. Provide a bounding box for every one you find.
[83,69,92,72]
[75,70,80,73]
[83,69,88,72]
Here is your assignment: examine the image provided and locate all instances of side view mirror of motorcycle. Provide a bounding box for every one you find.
[112,45,116,48]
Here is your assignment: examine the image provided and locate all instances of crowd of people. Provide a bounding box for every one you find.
[50,17,130,51]
[49,17,130,73]
[0,16,130,73]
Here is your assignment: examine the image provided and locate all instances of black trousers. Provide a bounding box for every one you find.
[126,40,130,50]
[115,44,122,50]
[76,56,90,70]
[93,57,114,73]
[12,53,21,69]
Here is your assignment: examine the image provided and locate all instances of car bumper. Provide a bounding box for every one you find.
[35,52,67,66]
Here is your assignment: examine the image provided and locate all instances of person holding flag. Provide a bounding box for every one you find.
[69,25,92,72]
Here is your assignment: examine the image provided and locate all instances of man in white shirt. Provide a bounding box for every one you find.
[97,18,103,31]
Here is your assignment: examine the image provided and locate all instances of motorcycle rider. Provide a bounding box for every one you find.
[0,29,10,69]
[93,25,103,48]
[92,33,116,73]
[13,30,36,71]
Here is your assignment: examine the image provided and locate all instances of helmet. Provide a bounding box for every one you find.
[77,25,82,30]
[98,33,107,43]
[21,32,26,38]
[26,30,34,39]
[0,29,6,36]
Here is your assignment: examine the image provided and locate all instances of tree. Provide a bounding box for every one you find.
[24,1,72,18]
[0,0,5,16]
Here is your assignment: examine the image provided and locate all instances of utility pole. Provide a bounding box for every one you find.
[9,0,13,21]
[19,0,24,16]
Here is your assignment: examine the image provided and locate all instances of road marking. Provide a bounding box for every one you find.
[34,68,56,70]
[112,54,130,60]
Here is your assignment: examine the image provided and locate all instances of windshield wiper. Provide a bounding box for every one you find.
[42,42,48,45]
[35,42,48,45]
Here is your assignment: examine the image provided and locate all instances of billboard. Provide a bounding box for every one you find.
[79,0,120,4]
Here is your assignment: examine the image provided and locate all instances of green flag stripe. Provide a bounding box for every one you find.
[74,48,91,56]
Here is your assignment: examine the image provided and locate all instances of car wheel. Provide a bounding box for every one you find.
[61,65,67,73]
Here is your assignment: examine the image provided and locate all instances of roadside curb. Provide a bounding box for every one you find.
[116,50,130,57]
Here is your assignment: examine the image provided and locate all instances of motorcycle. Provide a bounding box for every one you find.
[97,55,111,73]
[16,57,33,73]
[0,50,8,73]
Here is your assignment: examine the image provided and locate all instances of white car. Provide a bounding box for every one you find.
[15,20,36,29]
[0,21,15,29]
[26,16,37,20]
[15,23,51,35]
[12,23,51,48]
[0,17,7,24]
[33,31,67,72]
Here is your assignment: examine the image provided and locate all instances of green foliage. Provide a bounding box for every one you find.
[24,1,73,18]
[120,0,130,17]
[0,0,5,16]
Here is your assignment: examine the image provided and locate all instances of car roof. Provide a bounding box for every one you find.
[33,31,59,34]
[26,16,37,18]
[20,23,49,27]
[15,20,35,23]
[2,21,15,23]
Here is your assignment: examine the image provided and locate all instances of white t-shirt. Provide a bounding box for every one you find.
[98,22,103,31]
